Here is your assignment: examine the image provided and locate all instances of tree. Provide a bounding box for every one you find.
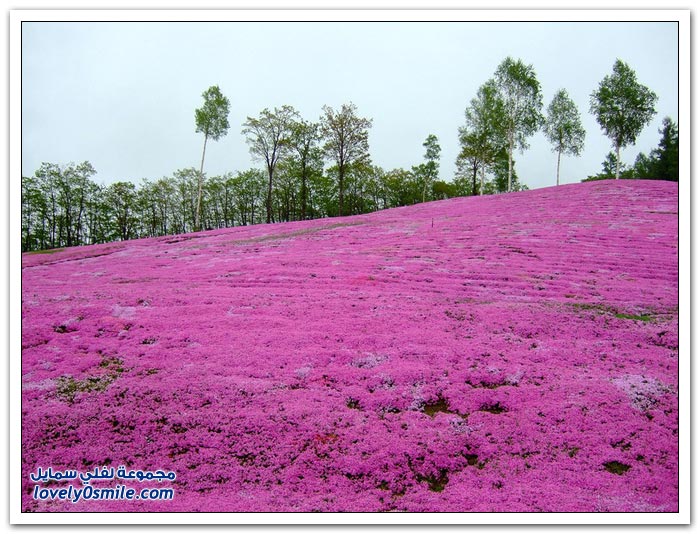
[195,85,230,230]
[242,105,299,224]
[590,59,658,180]
[419,134,441,202]
[632,152,655,179]
[453,150,480,197]
[455,137,481,197]
[491,147,522,193]
[23,161,98,250]
[458,79,506,196]
[307,168,337,219]
[48,161,96,247]
[172,168,200,233]
[230,169,267,226]
[21,175,47,252]
[544,89,586,186]
[273,159,300,223]
[494,57,544,192]
[151,177,177,236]
[651,117,678,181]
[287,118,322,220]
[105,181,138,241]
[583,151,631,182]
[364,165,387,211]
[601,151,625,177]
[628,117,679,181]
[320,103,373,217]
[137,179,168,237]
[84,181,108,245]
[432,180,458,200]
[382,168,420,207]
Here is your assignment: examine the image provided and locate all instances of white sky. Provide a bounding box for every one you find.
[21,20,679,189]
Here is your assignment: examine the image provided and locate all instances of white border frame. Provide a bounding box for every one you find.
[9,8,690,526]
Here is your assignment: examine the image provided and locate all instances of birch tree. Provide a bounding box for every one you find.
[544,89,586,186]
[195,85,230,230]
[589,59,657,180]
[494,57,544,192]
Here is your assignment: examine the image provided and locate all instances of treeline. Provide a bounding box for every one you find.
[21,158,475,253]
[22,92,528,252]
[22,56,677,252]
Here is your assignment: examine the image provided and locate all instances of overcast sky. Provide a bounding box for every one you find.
[21,20,678,190]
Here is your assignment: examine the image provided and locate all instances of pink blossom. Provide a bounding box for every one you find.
[21,181,678,512]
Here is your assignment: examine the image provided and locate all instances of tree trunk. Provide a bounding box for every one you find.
[556,149,562,186]
[615,143,621,180]
[50,195,56,249]
[301,160,307,220]
[508,133,513,193]
[196,134,208,231]
[338,165,345,217]
[266,165,273,224]
[480,163,485,196]
[472,161,478,196]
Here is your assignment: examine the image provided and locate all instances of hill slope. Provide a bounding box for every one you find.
[21,180,679,512]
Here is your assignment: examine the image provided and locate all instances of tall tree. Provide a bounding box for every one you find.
[590,59,658,180]
[242,105,299,224]
[544,88,586,186]
[287,118,322,220]
[419,134,441,202]
[454,147,480,197]
[494,57,544,192]
[194,85,230,230]
[320,103,373,217]
[458,79,506,196]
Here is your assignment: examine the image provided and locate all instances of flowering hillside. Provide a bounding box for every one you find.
[21,180,679,513]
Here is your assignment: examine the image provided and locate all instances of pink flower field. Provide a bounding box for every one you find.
[21,180,679,513]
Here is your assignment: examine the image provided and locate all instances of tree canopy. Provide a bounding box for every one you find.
[458,78,506,195]
[242,105,299,223]
[494,57,544,192]
[589,59,658,179]
[544,88,586,186]
[320,103,372,217]
[414,134,441,203]
[195,85,231,141]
